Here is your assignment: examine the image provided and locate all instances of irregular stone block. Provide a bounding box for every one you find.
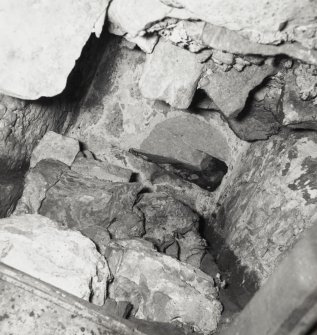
[200,60,276,118]
[106,239,222,334]
[139,39,204,109]
[108,0,317,56]
[177,230,207,268]
[30,131,79,168]
[38,169,144,230]
[71,154,133,182]
[0,214,111,305]
[14,159,69,215]
[0,0,110,99]
[202,23,317,66]
[107,212,145,240]
[167,0,317,48]
[0,263,143,335]
[136,193,199,249]
[279,64,317,130]
[108,0,192,38]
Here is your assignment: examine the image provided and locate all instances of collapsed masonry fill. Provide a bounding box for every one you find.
[0,0,317,334]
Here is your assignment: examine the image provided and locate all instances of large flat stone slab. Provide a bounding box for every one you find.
[0,0,110,99]
[0,214,110,305]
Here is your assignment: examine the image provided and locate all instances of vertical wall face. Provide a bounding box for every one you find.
[67,35,247,174]
[209,131,317,283]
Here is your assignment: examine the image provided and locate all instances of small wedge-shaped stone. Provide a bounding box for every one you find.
[30,131,79,168]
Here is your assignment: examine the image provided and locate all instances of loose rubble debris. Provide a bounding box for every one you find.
[1,2,317,334]
[10,131,225,333]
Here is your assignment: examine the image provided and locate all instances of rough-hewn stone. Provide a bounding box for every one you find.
[202,24,317,66]
[210,131,317,283]
[30,131,79,168]
[0,214,111,305]
[106,239,222,334]
[71,154,133,182]
[0,0,110,99]
[139,114,233,166]
[199,59,276,118]
[67,36,173,161]
[66,36,247,188]
[139,39,203,109]
[136,193,200,250]
[279,64,317,130]
[108,0,317,64]
[164,0,317,48]
[14,159,69,215]
[0,95,70,170]
[38,169,143,231]
[177,231,207,268]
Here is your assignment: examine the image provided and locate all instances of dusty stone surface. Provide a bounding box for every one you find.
[163,0,317,48]
[71,154,133,182]
[80,226,111,255]
[14,159,69,215]
[210,131,317,282]
[30,131,80,168]
[38,169,143,231]
[67,36,247,169]
[108,0,317,65]
[279,64,317,130]
[0,214,111,305]
[108,0,317,51]
[0,0,110,99]
[107,0,193,38]
[202,24,317,66]
[106,239,222,334]
[148,20,207,53]
[0,94,71,171]
[136,193,200,250]
[199,59,276,118]
[68,36,173,160]
[139,114,234,167]
[139,39,203,109]
[228,106,281,141]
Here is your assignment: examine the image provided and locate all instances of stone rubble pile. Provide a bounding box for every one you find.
[1,1,317,333]
[7,131,223,334]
